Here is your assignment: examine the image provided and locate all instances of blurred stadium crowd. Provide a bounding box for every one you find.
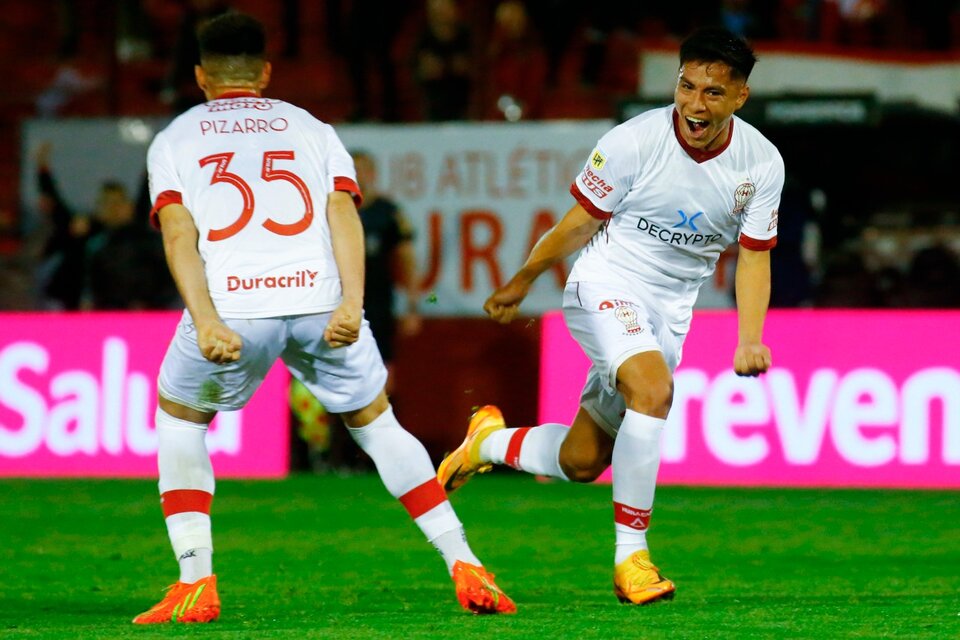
[1,0,959,312]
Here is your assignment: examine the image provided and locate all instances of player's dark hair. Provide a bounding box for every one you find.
[199,13,266,60]
[679,27,757,80]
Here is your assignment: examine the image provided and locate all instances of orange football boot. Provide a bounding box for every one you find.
[452,561,517,614]
[437,405,506,492]
[613,551,675,605]
[132,574,220,624]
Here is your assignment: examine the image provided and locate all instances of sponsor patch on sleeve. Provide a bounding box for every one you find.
[590,148,606,170]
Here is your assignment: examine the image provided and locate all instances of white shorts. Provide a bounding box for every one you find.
[158,310,387,414]
[562,281,685,437]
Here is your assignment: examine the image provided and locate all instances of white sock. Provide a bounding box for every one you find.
[156,407,215,583]
[611,410,665,564]
[479,424,570,480]
[348,405,480,573]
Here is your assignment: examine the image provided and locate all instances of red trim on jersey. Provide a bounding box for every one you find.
[398,478,447,519]
[613,501,651,531]
[739,234,777,251]
[213,90,260,99]
[672,109,734,164]
[569,183,613,220]
[150,190,183,229]
[161,489,213,518]
[505,427,532,469]
[334,176,363,207]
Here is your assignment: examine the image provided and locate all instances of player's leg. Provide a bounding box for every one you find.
[133,398,221,624]
[340,391,515,614]
[559,282,676,603]
[609,350,676,604]
[438,404,612,491]
[134,314,285,624]
[284,313,515,614]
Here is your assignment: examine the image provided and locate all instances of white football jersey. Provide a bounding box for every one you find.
[147,92,361,319]
[568,105,784,333]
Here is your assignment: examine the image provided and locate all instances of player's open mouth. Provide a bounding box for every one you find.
[685,116,709,134]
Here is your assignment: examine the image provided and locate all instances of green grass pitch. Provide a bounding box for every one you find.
[1,473,958,639]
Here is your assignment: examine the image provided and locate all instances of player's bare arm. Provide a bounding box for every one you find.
[485,203,603,324]
[158,203,242,364]
[396,237,423,336]
[734,245,772,376]
[325,190,365,348]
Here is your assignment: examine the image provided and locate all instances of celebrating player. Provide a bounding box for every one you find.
[133,13,514,624]
[438,26,784,604]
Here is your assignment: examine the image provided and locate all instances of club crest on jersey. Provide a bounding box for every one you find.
[731,182,756,216]
[599,299,643,335]
[590,148,607,170]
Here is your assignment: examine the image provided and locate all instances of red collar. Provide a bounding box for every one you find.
[213,90,261,99]
[672,109,733,163]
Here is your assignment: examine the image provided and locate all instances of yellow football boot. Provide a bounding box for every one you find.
[437,405,506,492]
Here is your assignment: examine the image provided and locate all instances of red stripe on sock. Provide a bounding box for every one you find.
[614,502,651,531]
[399,478,447,519]
[161,490,213,518]
[505,427,531,469]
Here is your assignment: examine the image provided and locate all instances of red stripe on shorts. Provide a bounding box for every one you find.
[505,427,531,469]
[613,501,651,531]
[398,478,447,519]
[161,489,213,518]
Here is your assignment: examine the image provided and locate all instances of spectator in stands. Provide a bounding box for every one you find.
[483,0,548,120]
[769,176,820,307]
[896,245,960,308]
[35,54,102,118]
[525,0,579,87]
[821,0,891,47]
[412,0,474,121]
[34,142,90,310]
[83,180,177,310]
[720,0,762,39]
[813,248,881,307]
[340,1,411,121]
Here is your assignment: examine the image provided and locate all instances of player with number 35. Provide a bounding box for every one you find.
[134,13,514,624]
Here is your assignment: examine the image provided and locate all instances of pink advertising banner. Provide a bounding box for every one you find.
[0,312,290,477]
[540,310,960,488]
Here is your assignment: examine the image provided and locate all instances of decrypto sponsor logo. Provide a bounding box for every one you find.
[767,209,779,231]
[637,216,722,246]
[580,167,614,199]
[672,209,703,231]
[227,270,317,292]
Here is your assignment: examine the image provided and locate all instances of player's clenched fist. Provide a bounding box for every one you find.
[483,280,530,325]
[733,343,771,377]
[324,301,362,348]
[197,320,243,364]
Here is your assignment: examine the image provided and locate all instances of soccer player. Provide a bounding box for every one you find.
[133,13,514,624]
[438,26,783,604]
